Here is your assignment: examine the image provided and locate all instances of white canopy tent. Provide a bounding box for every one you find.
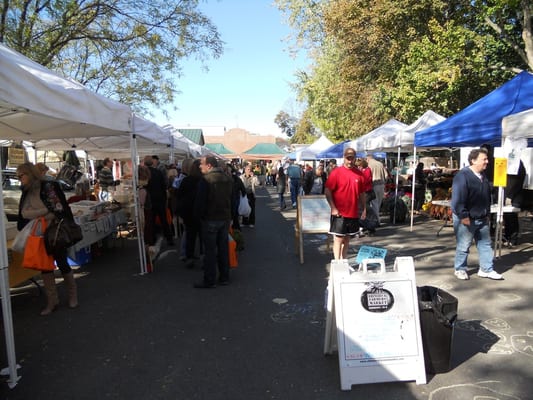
[502,108,533,139]
[0,43,168,388]
[30,115,192,160]
[345,119,408,152]
[297,135,334,160]
[366,111,445,152]
[352,110,446,224]
[0,44,132,141]
[165,126,213,158]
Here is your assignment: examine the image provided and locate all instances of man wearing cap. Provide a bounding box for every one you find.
[325,147,367,259]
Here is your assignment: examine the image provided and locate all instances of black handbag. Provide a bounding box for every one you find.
[44,217,83,254]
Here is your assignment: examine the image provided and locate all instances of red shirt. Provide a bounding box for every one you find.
[325,166,365,218]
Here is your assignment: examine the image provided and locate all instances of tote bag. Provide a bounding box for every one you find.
[238,194,251,217]
[22,218,56,271]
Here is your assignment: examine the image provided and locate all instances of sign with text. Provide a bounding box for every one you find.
[296,195,331,263]
[298,195,331,233]
[324,257,426,390]
[8,147,25,167]
[355,245,387,265]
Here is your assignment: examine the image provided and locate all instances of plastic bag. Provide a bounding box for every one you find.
[238,194,251,217]
[12,219,38,253]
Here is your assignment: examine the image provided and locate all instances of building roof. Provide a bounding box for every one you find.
[177,129,204,145]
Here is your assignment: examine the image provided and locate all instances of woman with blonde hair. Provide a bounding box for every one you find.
[16,162,78,315]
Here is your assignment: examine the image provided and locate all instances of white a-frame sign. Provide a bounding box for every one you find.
[324,257,427,390]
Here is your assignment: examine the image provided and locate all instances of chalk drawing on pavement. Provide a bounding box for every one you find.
[497,293,522,302]
[270,302,323,326]
[510,332,533,358]
[482,318,512,331]
[428,381,522,400]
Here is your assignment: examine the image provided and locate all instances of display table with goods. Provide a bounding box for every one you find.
[68,201,128,264]
[431,200,520,236]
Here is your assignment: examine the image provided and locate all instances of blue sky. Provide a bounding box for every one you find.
[152,0,308,137]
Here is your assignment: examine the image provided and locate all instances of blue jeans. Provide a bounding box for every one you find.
[453,214,493,273]
[289,178,300,205]
[201,220,230,285]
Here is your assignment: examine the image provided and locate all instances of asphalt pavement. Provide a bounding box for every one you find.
[1,185,532,399]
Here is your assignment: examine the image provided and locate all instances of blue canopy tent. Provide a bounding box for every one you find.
[414,71,533,239]
[415,71,533,148]
[315,140,351,159]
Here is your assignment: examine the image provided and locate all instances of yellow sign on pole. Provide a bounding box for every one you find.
[493,158,507,187]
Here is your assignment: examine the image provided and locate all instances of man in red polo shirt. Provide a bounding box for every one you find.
[325,147,367,259]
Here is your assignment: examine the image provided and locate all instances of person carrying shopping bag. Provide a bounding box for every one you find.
[16,162,79,315]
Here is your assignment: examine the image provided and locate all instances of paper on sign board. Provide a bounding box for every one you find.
[356,245,387,264]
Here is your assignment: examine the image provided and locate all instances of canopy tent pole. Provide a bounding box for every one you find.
[410,147,418,231]
[169,135,175,165]
[494,186,504,258]
[393,146,401,224]
[0,171,21,388]
[130,116,148,274]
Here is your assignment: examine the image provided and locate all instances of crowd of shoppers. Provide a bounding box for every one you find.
[14,146,508,316]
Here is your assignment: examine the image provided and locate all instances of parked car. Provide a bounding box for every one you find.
[2,169,21,221]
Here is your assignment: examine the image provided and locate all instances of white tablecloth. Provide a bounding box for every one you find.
[69,209,127,255]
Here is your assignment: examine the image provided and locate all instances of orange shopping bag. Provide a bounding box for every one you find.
[228,233,238,268]
[22,218,56,271]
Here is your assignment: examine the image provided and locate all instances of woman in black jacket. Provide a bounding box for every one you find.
[176,159,202,267]
[17,162,78,315]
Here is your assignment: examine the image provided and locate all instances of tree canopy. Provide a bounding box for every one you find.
[0,0,223,116]
[276,0,532,141]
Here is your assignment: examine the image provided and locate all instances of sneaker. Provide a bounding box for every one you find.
[249,224,254,228]
[477,270,504,280]
[292,202,297,207]
[454,270,470,280]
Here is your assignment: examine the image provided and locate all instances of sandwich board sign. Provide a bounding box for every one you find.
[295,195,331,263]
[324,257,426,390]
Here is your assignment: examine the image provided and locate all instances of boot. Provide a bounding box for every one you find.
[62,271,79,309]
[40,273,59,316]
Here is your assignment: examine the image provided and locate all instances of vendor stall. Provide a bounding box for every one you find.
[0,42,170,388]
[68,201,128,261]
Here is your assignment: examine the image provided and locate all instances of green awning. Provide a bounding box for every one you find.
[243,143,286,155]
[204,143,235,155]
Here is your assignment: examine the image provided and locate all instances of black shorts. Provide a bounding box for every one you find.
[329,215,360,236]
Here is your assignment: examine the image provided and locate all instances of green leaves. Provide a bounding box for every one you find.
[0,0,223,115]
[276,0,531,141]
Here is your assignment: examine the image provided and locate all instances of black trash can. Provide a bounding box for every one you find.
[417,286,458,374]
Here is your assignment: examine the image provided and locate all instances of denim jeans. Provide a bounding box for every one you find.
[371,182,385,216]
[453,214,493,272]
[289,178,300,205]
[201,220,230,285]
